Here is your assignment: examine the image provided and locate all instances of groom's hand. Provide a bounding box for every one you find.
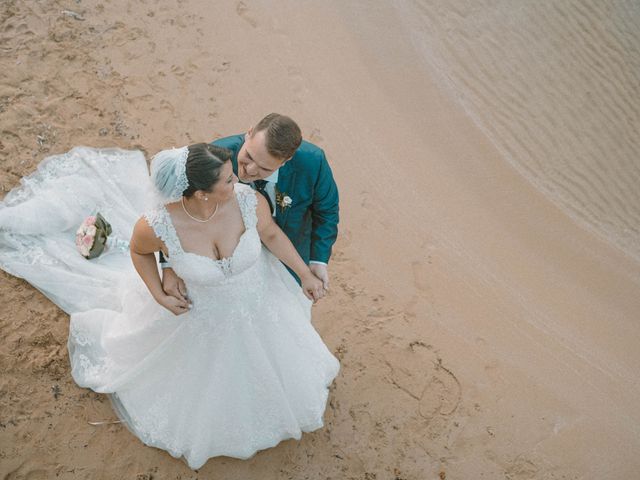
[309,263,329,292]
[162,267,189,304]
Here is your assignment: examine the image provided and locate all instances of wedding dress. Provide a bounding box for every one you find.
[0,147,340,469]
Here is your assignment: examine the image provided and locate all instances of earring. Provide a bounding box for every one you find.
[204,197,209,201]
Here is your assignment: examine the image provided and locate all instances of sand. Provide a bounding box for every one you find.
[1,0,639,478]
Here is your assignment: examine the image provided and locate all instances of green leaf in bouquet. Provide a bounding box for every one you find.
[88,212,112,259]
[95,212,112,236]
[88,233,107,259]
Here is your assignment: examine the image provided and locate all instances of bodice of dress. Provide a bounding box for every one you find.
[143,183,262,294]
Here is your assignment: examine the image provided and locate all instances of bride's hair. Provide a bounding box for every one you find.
[183,143,233,197]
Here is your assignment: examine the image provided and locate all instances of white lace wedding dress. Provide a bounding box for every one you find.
[0,147,340,469]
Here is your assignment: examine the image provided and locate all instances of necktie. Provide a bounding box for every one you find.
[253,180,274,214]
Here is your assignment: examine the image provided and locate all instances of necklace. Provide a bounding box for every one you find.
[181,197,219,223]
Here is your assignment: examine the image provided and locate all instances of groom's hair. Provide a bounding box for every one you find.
[183,143,233,197]
[252,113,302,160]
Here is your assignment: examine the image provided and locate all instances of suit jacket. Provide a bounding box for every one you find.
[212,135,339,268]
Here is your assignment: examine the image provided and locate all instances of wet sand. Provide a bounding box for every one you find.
[1,1,639,478]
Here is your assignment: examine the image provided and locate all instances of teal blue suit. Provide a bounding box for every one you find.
[212,135,339,275]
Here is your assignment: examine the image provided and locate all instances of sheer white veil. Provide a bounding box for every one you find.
[146,146,190,209]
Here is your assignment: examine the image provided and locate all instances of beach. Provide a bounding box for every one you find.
[1,0,639,478]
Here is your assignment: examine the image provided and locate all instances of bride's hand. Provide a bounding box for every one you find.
[157,294,191,316]
[162,267,190,304]
[300,271,325,304]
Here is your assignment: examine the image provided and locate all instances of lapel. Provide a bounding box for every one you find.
[275,161,296,227]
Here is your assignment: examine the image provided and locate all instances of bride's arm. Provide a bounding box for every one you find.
[255,195,324,302]
[130,217,190,315]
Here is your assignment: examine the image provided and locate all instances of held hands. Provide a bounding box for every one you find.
[161,268,191,315]
[162,267,190,303]
[309,263,329,291]
[157,293,191,315]
[300,269,327,304]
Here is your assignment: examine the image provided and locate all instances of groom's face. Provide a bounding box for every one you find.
[237,129,286,182]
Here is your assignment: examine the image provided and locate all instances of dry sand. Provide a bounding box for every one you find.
[1,1,639,479]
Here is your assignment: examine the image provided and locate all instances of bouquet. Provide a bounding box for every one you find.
[75,213,114,259]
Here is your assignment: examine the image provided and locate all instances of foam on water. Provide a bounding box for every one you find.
[393,0,640,262]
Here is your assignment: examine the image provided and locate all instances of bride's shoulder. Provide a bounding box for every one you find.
[134,204,178,250]
[234,182,258,207]
[131,213,164,252]
[234,182,255,195]
[141,203,181,236]
[142,204,169,226]
[142,201,180,220]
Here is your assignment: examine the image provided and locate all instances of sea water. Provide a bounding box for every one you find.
[392,0,640,262]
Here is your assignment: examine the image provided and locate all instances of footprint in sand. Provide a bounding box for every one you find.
[338,281,364,300]
[170,64,186,77]
[308,128,324,144]
[159,99,175,114]
[330,228,351,264]
[411,260,429,292]
[236,1,258,28]
[329,248,348,264]
[504,455,539,480]
[360,190,374,211]
[2,460,51,480]
[367,304,398,319]
[286,66,308,105]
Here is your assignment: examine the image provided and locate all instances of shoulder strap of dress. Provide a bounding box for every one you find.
[143,206,183,256]
[235,184,258,229]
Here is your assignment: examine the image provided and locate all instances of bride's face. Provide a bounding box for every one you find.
[207,161,237,201]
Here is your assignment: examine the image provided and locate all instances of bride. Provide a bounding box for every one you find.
[0,143,340,469]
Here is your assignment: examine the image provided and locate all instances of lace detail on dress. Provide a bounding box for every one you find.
[0,232,62,268]
[216,257,233,277]
[132,392,177,449]
[236,184,258,229]
[76,353,115,382]
[70,322,94,347]
[3,148,133,209]
[143,207,183,258]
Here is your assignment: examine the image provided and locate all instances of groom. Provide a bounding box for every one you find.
[162,113,339,300]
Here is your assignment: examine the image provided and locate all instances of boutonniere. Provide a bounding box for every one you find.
[275,190,293,211]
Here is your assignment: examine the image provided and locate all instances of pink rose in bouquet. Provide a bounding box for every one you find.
[75,213,113,259]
